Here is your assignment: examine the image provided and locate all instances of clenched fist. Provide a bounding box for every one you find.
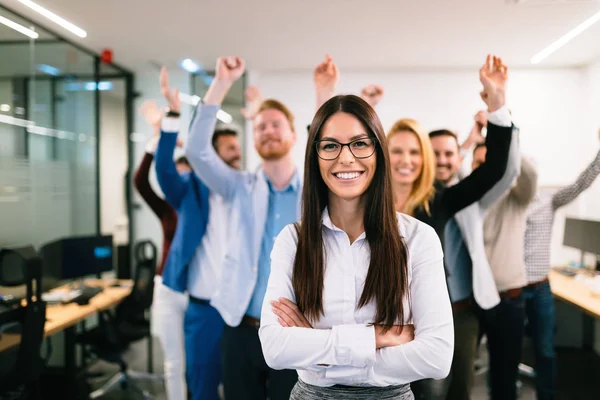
[215,56,245,83]
[360,84,384,108]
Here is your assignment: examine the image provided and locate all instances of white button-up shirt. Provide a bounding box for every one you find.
[187,192,229,300]
[259,208,453,387]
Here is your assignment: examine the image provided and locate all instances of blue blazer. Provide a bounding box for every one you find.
[155,127,210,293]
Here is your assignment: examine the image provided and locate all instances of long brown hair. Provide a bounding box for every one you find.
[293,95,409,331]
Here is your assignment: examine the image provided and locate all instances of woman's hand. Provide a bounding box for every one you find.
[374,324,415,349]
[271,298,313,328]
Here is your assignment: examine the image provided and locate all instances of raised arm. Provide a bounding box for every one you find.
[360,85,384,108]
[134,139,169,218]
[552,135,600,210]
[314,54,339,111]
[259,226,377,371]
[155,118,188,210]
[135,101,171,215]
[241,85,264,120]
[460,111,487,154]
[478,126,521,210]
[185,57,246,201]
[443,55,512,215]
[510,156,538,205]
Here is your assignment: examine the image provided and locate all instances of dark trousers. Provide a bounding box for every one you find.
[479,292,525,400]
[221,323,298,400]
[523,281,556,400]
[184,300,225,400]
[411,304,479,400]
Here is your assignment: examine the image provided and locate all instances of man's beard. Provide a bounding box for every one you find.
[226,157,241,169]
[256,142,291,161]
[436,165,455,182]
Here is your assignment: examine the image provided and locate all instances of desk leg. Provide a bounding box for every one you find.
[64,325,79,399]
[65,326,77,374]
[583,314,595,351]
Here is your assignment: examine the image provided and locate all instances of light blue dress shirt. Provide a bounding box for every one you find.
[444,218,473,303]
[246,176,300,318]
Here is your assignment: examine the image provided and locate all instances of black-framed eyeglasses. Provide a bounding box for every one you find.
[314,137,377,161]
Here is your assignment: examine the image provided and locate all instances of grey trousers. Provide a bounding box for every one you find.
[290,379,414,400]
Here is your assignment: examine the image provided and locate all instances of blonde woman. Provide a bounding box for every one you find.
[389,55,515,400]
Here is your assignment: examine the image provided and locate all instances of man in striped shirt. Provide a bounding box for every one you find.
[523,131,600,400]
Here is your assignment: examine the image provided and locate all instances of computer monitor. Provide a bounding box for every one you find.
[563,217,600,264]
[40,235,114,286]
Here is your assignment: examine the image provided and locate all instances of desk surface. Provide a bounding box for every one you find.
[44,279,132,337]
[549,269,600,319]
[1,279,132,352]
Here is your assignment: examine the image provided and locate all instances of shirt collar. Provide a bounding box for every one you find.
[447,176,460,187]
[261,168,301,194]
[321,206,366,241]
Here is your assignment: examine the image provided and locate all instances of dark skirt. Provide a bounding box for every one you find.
[289,379,414,400]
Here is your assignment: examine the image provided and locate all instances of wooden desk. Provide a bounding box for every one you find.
[1,280,132,354]
[44,279,132,336]
[0,333,21,352]
[549,269,600,319]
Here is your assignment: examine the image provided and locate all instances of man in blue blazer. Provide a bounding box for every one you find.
[155,67,241,400]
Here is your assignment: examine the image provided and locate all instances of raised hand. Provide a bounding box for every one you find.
[314,54,339,92]
[160,67,181,114]
[479,54,508,112]
[241,85,263,120]
[140,100,162,132]
[474,110,488,129]
[204,56,246,105]
[360,84,384,108]
[271,298,313,328]
[215,56,245,83]
[314,54,339,109]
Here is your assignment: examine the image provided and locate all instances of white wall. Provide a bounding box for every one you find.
[100,92,128,238]
[248,67,599,266]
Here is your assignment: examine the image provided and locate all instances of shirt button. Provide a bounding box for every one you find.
[275,213,280,219]
[253,267,257,273]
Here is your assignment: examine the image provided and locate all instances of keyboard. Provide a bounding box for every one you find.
[553,266,579,277]
[42,286,103,305]
[71,286,103,305]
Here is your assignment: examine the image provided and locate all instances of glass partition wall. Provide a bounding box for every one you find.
[0,5,134,265]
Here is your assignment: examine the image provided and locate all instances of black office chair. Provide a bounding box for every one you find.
[78,240,159,400]
[0,246,47,400]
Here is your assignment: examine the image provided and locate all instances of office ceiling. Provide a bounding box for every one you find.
[1,0,600,73]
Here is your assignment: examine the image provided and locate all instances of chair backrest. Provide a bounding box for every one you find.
[115,240,156,323]
[0,246,46,393]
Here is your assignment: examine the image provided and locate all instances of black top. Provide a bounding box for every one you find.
[413,122,513,252]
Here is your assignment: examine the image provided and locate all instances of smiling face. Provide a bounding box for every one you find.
[317,112,377,202]
[430,134,462,183]
[253,108,296,160]
[388,131,423,186]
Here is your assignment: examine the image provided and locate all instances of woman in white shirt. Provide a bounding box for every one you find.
[258,95,453,399]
